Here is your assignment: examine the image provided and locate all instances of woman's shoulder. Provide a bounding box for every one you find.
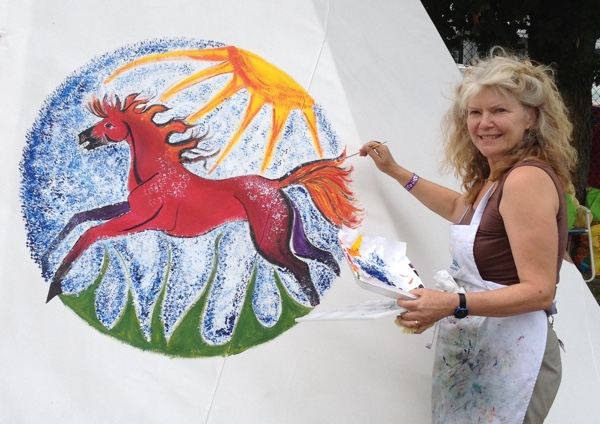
[494,159,560,203]
[502,159,558,183]
[512,158,553,170]
[501,160,563,206]
[504,164,554,186]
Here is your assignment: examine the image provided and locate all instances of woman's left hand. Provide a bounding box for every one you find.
[395,288,455,334]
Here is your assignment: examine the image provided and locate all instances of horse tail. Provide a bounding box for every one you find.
[279,153,362,228]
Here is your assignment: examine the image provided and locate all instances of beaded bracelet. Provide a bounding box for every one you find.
[404,173,420,192]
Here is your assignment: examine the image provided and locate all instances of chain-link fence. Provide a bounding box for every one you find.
[450,40,478,65]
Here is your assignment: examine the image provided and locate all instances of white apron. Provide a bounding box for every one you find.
[432,184,548,424]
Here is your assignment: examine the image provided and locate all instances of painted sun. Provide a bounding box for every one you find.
[105,46,324,173]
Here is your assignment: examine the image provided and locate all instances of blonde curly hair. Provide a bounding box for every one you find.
[442,47,577,204]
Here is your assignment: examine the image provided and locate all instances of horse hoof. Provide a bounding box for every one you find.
[46,281,63,303]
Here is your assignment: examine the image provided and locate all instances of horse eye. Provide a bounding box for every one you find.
[105,122,115,129]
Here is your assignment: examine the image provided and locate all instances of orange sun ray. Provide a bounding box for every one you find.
[261,106,292,173]
[104,47,232,84]
[302,106,323,158]
[105,46,325,173]
[160,60,235,102]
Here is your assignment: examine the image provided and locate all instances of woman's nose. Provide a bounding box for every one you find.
[480,111,494,127]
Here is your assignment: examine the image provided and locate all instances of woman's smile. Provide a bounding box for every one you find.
[467,86,536,168]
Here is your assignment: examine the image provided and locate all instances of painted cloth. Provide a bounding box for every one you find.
[431,178,551,424]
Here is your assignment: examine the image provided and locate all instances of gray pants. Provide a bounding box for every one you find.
[523,322,562,423]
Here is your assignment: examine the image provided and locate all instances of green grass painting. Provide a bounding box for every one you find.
[60,236,312,357]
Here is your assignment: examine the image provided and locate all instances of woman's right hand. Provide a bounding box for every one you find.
[360,140,464,223]
[359,141,400,175]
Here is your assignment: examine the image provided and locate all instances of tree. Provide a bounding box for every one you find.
[421,0,600,202]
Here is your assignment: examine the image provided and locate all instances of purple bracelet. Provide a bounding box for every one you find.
[404,173,420,191]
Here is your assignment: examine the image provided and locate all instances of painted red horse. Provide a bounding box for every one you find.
[44,94,360,306]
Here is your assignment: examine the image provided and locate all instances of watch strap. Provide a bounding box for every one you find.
[458,292,466,309]
[453,292,468,318]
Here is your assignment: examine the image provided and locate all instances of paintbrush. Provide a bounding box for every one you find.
[346,141,387,159]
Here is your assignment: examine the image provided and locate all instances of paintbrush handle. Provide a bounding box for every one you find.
[346,141,387,159]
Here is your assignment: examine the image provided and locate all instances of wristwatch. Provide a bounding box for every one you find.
[453,293,469,319]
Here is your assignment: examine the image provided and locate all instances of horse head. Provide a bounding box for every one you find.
[79,94,151,150]
[79,94,210,162]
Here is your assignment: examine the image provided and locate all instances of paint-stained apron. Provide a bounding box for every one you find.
[432,184,548,424]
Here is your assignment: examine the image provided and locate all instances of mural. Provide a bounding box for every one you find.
[20,38,361,357]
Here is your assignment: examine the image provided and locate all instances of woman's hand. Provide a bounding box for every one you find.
[359,141,400,176]
[395,288,457,334]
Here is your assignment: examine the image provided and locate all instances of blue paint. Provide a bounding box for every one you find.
[20,38,345,353]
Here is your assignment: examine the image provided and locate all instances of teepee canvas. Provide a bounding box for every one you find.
[1,0,599,422]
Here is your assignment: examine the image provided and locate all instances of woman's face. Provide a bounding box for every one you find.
[467,86,536,168]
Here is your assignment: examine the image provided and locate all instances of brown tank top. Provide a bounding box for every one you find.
[461,160,567,286]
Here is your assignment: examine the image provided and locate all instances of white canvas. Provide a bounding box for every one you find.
[1,1,599,423]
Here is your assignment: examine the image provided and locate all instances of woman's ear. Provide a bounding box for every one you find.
[526,106,538,129]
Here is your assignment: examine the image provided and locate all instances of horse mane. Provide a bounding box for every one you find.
[87,93,211,163]
[88,94,161,118]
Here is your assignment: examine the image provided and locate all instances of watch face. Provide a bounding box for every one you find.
[454,307,468,319]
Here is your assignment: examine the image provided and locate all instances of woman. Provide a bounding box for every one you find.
[360,49,577,423]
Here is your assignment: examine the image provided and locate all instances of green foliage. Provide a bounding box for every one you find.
[60,236,312,357]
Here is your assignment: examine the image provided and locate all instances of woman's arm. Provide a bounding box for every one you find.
[471,165,559,314]
[360,141,465,222]
[396,165,560,333]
